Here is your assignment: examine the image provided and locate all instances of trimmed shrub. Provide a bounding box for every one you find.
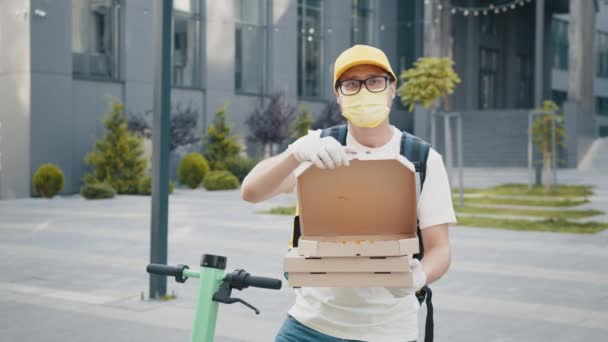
[80,183,116,199]
[83,100,147,194]
[225,156,257,183]
[33,164,64,198]
[178,153,210,188]
[202,104,241,170]
[138,176,175,196]
[203,171,240,191]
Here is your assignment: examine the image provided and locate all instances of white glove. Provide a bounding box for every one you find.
[288,133,352,169]
[386,258,427,298]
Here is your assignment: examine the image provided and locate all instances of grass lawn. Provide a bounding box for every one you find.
[455,215,608,234]
[454,196,590,207]
[453,183,593,197]
[260,206,296,216]
[455,206,603,219]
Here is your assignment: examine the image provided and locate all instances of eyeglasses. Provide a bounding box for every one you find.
[336,75,392,96]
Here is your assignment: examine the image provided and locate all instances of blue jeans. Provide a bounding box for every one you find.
[275,315,417,342]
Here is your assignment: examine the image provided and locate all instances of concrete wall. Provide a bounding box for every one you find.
[434,109,532,168]
[29,0,74,195]
[0,0,31,199]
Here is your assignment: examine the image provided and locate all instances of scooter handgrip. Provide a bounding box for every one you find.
[147,264,184,278]
[246,275,282,290]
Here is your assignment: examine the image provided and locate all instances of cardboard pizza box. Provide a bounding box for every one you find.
[297,234,418,257]
[284,248,412,273]
[296,158,419,257]
[287,272,414,288]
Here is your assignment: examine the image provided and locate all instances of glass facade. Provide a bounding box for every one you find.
[516,54,532,108]
[72,0,121,79]
[551,18,569,70]
[297,0,324,98]
[480,15,497,36]
[172,0,201,87]
[598,97,608,117]
[479,48,497,109]
[351,0,373,45]
[597,32,608,78]
[235,0,269,93]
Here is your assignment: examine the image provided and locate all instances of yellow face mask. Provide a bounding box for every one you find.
[340,89,390,128]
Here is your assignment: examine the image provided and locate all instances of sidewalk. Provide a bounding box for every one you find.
[1,139,607,341]
[1,182,607,341]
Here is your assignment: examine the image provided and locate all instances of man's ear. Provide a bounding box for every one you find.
[389,82,396,99]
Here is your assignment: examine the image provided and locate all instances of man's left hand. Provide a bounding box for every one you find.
[385,258,427,298]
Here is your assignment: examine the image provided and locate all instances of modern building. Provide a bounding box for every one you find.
[417,0,604,170]
[551,2,608,136]
[0,0,604,199]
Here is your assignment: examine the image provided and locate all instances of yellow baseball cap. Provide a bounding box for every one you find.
[333,45,397,88]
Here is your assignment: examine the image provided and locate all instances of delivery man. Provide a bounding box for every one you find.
[241,45,457,342]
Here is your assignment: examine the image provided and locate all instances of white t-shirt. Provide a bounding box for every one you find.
[287,125,457,342]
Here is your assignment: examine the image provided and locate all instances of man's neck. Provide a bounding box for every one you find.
[348,120,393,148]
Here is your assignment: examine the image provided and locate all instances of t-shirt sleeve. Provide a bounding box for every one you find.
[417,148,458,229]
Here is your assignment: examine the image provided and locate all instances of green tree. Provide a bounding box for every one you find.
[203,104,241,170]
[397,57,461,112]
[245,93,297,157]
[83,100,147,194]
[291,106,313,142]
[532,100,566,193]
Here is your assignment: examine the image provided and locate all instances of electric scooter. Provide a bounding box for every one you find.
[147,254,282,342]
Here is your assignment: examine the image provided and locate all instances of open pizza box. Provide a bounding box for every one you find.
[283,158,419,287]
[295,158,419,258]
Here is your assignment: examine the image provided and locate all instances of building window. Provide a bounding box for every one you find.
[597,32,608,78]
[516,55,532,108]
[598,97,608,117]
[298,0,324,98]
[172,0,201,87]
[72,0,121,79]
[235,0,269,93]
[479,48,497,109]
[352,0,373,45]
[480,16,497,36]
[552,90,567,108]
[551,18,569,70]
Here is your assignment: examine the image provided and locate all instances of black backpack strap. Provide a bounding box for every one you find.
[400,131,433,342]
[400,131,430,260]
[417,286,434,341]
[291,215,301,248]
[320,124,348,146]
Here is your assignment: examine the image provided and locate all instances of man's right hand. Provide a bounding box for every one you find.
[288,134,353,169]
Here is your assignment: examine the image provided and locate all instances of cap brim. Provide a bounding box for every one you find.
[334,59,397,87]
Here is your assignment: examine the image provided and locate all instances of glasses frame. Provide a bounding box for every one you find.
[335,75,393,96]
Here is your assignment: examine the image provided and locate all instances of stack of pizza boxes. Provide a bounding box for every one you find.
[283,157,420,287]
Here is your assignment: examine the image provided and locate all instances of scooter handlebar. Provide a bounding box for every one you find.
[245,275,282,290]
[146,264,189,283]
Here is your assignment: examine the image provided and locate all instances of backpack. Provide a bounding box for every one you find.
[290,124,435,342]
